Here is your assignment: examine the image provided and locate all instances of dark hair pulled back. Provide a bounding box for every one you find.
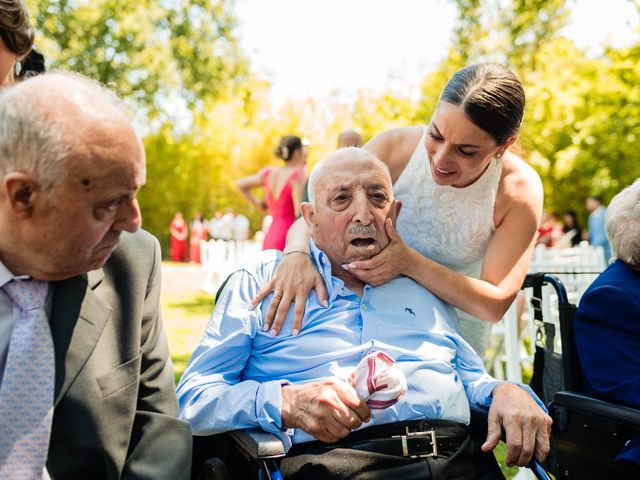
[440,63,525,145]
[274,135,302,162]
[0,0,34,57]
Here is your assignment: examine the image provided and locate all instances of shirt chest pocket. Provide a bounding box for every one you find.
[96,354,141,398]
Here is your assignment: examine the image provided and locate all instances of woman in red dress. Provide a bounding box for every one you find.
[189,212,208,263]
[169,211,188,262]
[236,135,307,250]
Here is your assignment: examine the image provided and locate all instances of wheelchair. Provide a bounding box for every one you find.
[190,273,639,479]
[524,273,640,479]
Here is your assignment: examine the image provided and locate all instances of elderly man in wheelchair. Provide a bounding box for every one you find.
[177,148,552,480]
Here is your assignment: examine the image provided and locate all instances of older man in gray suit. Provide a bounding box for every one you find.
[0,73,191,479]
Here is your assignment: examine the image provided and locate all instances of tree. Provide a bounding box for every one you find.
[27,0,248,121]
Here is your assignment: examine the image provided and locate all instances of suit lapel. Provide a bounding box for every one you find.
[51,269,111,406]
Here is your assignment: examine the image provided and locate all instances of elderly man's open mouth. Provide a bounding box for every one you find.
[350,237,378,248]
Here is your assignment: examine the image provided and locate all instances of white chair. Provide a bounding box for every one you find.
[201,239,263,295]
[493,245,606,382]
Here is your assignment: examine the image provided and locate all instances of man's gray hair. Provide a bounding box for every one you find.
[606,180,640,268]
[0,71,125,189]
[307,147,391,204]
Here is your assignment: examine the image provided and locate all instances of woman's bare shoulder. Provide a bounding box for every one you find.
[364,126,425,181]
[499,152,543,211]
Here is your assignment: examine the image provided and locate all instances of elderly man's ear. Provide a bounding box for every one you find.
[300,202,314,229]
[387,200,402,227]
[3,173,39,218]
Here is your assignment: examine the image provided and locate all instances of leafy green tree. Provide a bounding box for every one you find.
[27,0,248,120]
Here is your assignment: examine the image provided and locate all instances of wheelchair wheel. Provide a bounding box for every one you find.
[198,457,232,480]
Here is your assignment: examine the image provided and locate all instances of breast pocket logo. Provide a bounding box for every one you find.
[404,307,416,317]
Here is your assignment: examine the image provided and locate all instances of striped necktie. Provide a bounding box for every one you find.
[0,280,54,479]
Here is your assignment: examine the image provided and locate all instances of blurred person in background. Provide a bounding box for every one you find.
[337,129,363,148]
[236,135,307,250]
[560,209,582,247]
[169,211,188,262]
[535,211,562,248]
[189,212,208,264]
[232,211,250,242]
[0,0,35,88]
[586,194,611,263]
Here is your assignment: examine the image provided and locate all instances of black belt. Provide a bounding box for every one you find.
[290,419,468,459]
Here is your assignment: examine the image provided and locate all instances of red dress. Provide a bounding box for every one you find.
[169,219,188,261]
[189,220,208,263]
[261,166,304,250]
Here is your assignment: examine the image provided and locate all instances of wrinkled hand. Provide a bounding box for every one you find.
[281,378,371,443]
[482,383,553,467]
[342,219,411,286]
[251,251,328,336]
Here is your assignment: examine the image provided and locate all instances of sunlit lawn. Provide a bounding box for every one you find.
[162,261,523,479]
[161,261,214,383]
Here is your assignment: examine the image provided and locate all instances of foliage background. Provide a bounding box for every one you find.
[26,0,640,255]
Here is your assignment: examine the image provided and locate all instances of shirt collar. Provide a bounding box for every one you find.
[309,240,357,302]
[0,258,36,288]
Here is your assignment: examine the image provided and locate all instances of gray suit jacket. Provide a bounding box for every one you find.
[46,230,191,479]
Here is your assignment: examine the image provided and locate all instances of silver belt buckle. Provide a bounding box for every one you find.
[392,427,438,458]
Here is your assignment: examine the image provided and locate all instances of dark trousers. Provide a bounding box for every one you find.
[279,434,505,480]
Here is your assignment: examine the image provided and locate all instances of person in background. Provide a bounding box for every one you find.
[561,209,582,247]
[0,72,190,479]
[575,180,640,465]
[207,210,223,240]
[586,195,611,263]
[189,212,208,264]
[169,211,188,262]
[337,129,364,148]
[535,211,562,248]
[15,46,44,80]
[232,211,250,241]
[0,0,34,88]
[300,129,365,206]
[217,207,235,241]
[256,64,543,358]
[236,135,307,251]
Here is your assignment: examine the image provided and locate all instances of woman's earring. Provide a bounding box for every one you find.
[14,60,22,77]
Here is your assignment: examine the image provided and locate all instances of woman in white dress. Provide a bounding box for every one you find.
[255,63,543,356]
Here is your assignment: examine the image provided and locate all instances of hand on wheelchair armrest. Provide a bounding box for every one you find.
[481,383,553,467]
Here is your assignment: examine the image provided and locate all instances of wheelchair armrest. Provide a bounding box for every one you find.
[228,428,287,460]
[551,390,640,428]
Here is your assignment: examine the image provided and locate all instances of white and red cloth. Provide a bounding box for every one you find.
[348,351,407,409]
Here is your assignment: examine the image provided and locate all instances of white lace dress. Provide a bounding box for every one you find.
[393,126,503,355]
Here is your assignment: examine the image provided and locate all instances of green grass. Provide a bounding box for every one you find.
[161,263,214,383]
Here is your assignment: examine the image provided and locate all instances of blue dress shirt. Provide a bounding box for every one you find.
[177,241,543,449]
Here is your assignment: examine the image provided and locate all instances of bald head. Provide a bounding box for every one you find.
[301,147,399,271]
[337,130,363,148]
[307,147,391,204]
[0,72,140,188]
[0,72,146,280]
